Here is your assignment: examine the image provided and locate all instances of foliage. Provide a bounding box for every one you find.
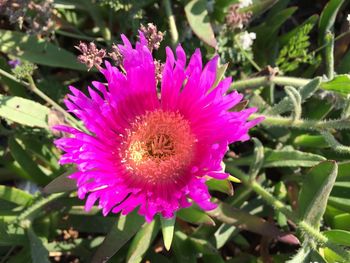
[1,0,350,262]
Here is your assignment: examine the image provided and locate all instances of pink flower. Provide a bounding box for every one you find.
[54,33,262,222]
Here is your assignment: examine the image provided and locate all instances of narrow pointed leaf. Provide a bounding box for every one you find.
[27,227,50,263]
[177,207,215,225]
[318,0,345,43]
[43,169,77,194]
[206,178,233,195]
[126,219,160,263]
[0,185,33,206]
[160,216,175,251]
[91,212,144,263]
[207,201,299,245]
[249,138,264,180]
[8,137,50,185]
[324,230,350,246]
[298,161,338,228]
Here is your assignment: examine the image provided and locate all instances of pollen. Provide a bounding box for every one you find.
[121,110,196,184]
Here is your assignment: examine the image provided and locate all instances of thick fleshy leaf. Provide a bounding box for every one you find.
[318,0,345,44]
[43,169,77,194]
[0,185,33,206]
[321,75,350,95]
[160,216,175,251]
[206,179,233,195]
[184,0,217,48]
[0,94,50,129]
[91,211,144,263]
[231,148,326,168]
[324,230,350,246]
[0,220,26,246]
[177,207,215,225]
[27,227,50,263]
[126,219,160,263]
[298,161,338,228]
[8,137,50,185]
[207,201,299,244]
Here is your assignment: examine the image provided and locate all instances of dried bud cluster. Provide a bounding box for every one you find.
[154,60,164,84]
[225,4,252,30]
[0,0,54,36]
[75,42,106,71]
[109,44,123,67]
[140,23,164,51]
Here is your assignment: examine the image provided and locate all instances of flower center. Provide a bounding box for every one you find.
[121,110,195,184]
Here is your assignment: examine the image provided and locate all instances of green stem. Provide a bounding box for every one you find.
[163,0,179,46]
[234,36,261,71]
[229,76,310,91]
[226,165,350,260]
[26,76,86,132]
[227,165,295,219]
[56,30,105,42]
[250,113,350,130]
[325,32,335,80]
[17,193,66,222]
[313,31,350,54]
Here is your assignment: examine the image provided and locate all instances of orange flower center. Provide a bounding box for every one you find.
[122,110,196,184]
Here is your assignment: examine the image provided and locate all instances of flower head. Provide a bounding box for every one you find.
[225,4,252,30]
[75,42,106,71]
[239,31,256,50]
[55,33,261,222]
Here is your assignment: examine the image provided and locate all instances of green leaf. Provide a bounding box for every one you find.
[160,216,175,251]
[298,161,338,228]
[172,231,197,263]
[263,148,326,168]
[43,169,77,194]
[249,138,264,180]
[0,94,50,128]
[211,63,228,91]
[321,74,350,95]
[324,230,350,246]
[338,161,350,181]
[126,219,160,263]
[177,207,215,225]
[213,223,237,249]
[0,220,26,246]
[207,201,299,244]
[0,30,85,70]
[206,178,233,195]
[293,134,328,148]
[332,213,350,231]
[0,185,33,206]
[27,226,50,263]
[318,0,345,44]
[184,0,217,48]
[91,211,144,263]
[268,77,321,115]
[279,15,319,46]
[8,137,50,185]
[328,196,350,213]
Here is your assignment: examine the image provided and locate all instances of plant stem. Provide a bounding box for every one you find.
[234,36,261,71]
[249,113,350,130]
[229,76,310,91]
[227,165,295,219]
[17,193,66,222]
[26,76,86,131]
[325,32,335,80]
[226,165,350,260]
[163,0,179,46]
